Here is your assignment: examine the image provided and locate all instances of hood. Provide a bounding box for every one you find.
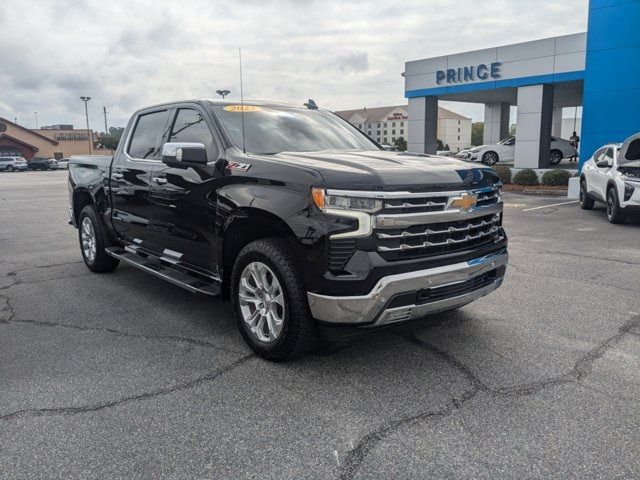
[619,133,640,166]
[263,150,499,190]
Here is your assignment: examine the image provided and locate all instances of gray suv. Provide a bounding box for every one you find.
[0,156,28,172]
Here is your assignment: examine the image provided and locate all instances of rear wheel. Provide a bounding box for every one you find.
[78,205,120,272]
[548,149,563,165]
[481,151,499,166]
[6,165,13,172]
[606,187,626,224]
[579,179,595,210]
[231,238,316,361]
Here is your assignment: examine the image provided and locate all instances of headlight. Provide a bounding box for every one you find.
[311,188,382,213]
[311,188,376,238]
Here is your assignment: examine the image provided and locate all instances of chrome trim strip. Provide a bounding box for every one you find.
[326,186,496,200]
[377,214,500,239]
[375,202,502,228]
[307,249,508,325]
[383,201,447,209]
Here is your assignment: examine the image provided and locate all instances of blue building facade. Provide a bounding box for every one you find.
[581,0,640,166]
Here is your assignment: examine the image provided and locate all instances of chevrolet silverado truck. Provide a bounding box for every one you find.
[68,99,508,360]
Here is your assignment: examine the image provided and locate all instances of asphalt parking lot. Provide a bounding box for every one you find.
[1,170,639,479]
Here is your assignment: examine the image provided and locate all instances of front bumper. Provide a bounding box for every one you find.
[307,249,507,327]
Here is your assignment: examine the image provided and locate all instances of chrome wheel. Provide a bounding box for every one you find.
[238,261,285,343]
[549,150,562,165]
[482,152,498,165]
[81,216,97,263]
[606,191,614,220]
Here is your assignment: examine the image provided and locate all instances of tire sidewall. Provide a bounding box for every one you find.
[231,249,293,356]
[78,208,100,268]
[482,152,498,166]
[607,188,624,223]
[549,150,562,165]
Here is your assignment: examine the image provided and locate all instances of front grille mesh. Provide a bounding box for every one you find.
[375,213,502,261]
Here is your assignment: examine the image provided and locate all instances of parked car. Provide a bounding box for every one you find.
[68,99,508,360]
[57,158,70,169]
[580,133,640,223]
[461,136,576,166]
[28,157,58,170]
[0,156,28,172]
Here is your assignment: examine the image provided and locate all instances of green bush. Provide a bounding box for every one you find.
[492,165,512,184]
[541,169,572,186]
[513,169,539,186]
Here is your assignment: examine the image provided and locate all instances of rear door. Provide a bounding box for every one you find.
[110,108,171,253]
[148,106,222,272]
[592,147,614,199]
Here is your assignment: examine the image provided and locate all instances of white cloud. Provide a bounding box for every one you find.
[0,0,588,129]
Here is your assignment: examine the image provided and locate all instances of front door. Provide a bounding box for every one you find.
[148,107,221,273]
[110,108,171,253]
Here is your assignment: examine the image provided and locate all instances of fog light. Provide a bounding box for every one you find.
[624,183,635,201]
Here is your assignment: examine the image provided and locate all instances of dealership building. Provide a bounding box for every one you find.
[0,118,97,160]
[336,105,471,152]
[404,0,640,169]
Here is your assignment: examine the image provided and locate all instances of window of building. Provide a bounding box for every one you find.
[400,121,404,127]
[169,108,216,159]
[458,136,460,141]
[458,120,460,125]
[376,123,380,128]
[392,137,395,142]
[384,130,387,135]
[377,130,380,135]
[128,110,170,160]
[383,138,387,143]
[392,130,395,135]
[368,131,371,136]
[392,122,396,127]
[384,122,387,127]
[400,129,404,135]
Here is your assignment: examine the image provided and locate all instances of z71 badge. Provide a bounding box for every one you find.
[226,162,251,172]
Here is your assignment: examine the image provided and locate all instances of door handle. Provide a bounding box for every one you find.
[112,172,124,179]
[153,177,168,185]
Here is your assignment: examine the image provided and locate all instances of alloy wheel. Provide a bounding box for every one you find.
[607,192,614,220]
[238,261,285,343]
[81,216,97,263]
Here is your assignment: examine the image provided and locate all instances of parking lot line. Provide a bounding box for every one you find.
[522,200,578,212]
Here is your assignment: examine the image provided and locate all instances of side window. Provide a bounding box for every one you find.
[128,110,170,160]
[603,148,614,166]
[169,109,217,160]
[594,148,605,164]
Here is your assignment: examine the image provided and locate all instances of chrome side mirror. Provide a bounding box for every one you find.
[162,142,207,166]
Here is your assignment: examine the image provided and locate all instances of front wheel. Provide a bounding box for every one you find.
[548,149,563,165]
[579,180,595,210]
[78,205,120,272]
[606,188,626,224]
[6,165,13,172]
[231,238,316,361]
[481,151,499,166]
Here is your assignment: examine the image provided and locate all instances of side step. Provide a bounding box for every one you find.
[105,247,220,296]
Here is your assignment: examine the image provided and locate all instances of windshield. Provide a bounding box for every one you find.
[212,105,379,155]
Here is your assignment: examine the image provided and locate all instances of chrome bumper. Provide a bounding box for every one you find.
[307,249,508,326]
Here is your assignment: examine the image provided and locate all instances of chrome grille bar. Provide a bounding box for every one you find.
[378,227,499,252]
[377,215,499,239]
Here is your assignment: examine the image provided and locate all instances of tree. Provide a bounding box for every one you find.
[437,139,444,150]
[99,126,125,150]
[394,136,407,151]
[509,123,517,136]
[471,122,484,146]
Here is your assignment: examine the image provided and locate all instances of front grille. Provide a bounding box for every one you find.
[381,195,449,214]
[476,189,500,206]
[375,213,502,261]
[328,239,356,273]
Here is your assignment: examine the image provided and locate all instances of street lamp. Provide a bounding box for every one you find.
[34,112,38,128]
[216,89,230,99]
[80,96,92,154]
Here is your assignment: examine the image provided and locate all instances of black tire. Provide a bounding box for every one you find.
[78,205,120,273]
[6,165,13,172]
[231,238,316,361]
[606,187,626,224]
[548,149,563,165]
[481,151,499,166]
[579,179,595,210]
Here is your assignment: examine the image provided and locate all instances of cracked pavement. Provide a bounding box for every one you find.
[1,171,639,479]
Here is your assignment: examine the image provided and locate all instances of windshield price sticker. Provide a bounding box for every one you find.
[223,105,262,112]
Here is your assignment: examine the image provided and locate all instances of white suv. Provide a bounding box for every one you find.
[580,133,640,224]
[460,136,577,166]
[0,156,28,172]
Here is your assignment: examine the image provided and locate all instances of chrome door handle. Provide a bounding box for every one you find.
[112,172,124,179]
[153,177,168,185]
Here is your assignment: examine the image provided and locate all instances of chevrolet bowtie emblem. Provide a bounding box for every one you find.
[450,193,477,211]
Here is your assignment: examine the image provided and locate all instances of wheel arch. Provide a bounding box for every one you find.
[219,208,299,299]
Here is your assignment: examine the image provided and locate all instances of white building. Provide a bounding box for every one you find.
[335,105,471,152]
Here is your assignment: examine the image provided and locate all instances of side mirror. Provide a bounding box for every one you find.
[162,142,207,166]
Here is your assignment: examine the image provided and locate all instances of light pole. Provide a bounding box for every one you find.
[80,96,92,154]
[216,89,230,99]
[103,106,108,134]
[34,112,38,128]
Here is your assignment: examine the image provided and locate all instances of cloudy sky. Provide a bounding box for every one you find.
[0,0,588,131]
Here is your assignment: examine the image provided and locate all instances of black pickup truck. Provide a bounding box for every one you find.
[69,99,508,360]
